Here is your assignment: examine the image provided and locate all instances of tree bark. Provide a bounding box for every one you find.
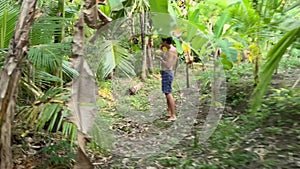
[0,0,38,168]
[83,0,111,29]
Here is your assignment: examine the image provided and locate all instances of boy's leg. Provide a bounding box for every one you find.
[166,96,171,116]
[166,93,176,121]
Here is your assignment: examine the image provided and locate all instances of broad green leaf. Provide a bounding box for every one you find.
[228,0,243,6]
[188,8,200,22]
[99,4,111,16]
[168,1,181,16]
[174,38,183,54]
[178,19,201,42]
[149,0,168,13]
[208,0,228,8]
[90,115,114,151]
[278,18,300,31]
[30,16,72,45]
[151,13,174,35]
[214,11,231,38]
[191,36,208,50]
[107,0,125,11]
[217,39,238,62]
[186,24,198,42]
[62,60,79,78]
[220,57,233,70]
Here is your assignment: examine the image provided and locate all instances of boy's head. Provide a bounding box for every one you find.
[162,37,173,45]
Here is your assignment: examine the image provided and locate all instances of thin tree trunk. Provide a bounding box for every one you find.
[140,11,147,81]
[254,54,259,86]
[55,0,65,43]
[0,0,37,168]
[56,0,65,88]
[186,63,190,88]
[253,42,260,87]
[146,37,154,75]
[213,48,220,102]
[146,12,154,75]
[83,0,111,29]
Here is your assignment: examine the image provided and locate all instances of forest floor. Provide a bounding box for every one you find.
[11,59,300,169]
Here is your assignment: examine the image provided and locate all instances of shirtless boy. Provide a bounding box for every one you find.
[155,37,178,121]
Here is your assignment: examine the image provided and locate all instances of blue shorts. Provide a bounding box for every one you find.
[161,70,174,94]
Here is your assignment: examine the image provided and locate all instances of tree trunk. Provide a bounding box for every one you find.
[0,0,37,168]
[186,63,190,88]
[56,0,65,88]
[83,0,111,29]
[254,54,259,86]
[146,12,154,75]
[140,11,147,81]
[146,38,154,75]
[212,48,220,102]
[55,0,65,43]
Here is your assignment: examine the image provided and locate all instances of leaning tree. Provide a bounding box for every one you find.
[0,0,38,168]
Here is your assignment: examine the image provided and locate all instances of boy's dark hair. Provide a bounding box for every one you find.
[162,37,173,44]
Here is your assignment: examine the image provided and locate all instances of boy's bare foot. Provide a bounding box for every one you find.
[166,116,177,122]
[166,111,171,117]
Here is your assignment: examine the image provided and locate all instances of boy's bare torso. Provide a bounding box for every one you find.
[161,45,178,71]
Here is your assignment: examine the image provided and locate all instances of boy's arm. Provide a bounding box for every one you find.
[154,49,164,61]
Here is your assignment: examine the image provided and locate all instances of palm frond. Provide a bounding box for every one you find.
[0,1,19,48]
[251,27,300,111]
[18,87,77,142]
[62,120,77,144]
[33,69,64,84]
[37,103,61,131]
[228,2,260,35]
[30,16,73,45]
[28,43,71,73]
[62,60,79,79]
[86,39,136,79]
[20,76,44,98]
